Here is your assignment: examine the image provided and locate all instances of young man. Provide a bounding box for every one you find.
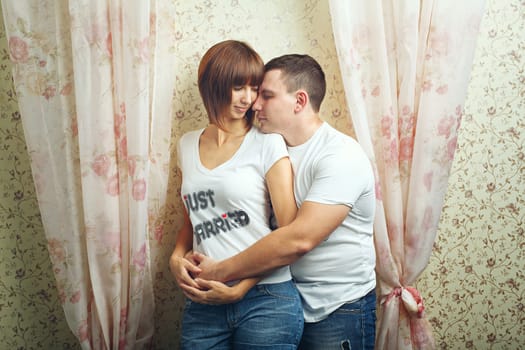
[182,54,377,350]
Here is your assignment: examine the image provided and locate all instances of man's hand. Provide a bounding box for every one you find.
[190,251,224,281]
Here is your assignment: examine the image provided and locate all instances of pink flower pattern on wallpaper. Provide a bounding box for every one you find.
[446,136,458,161]
[135,37,150,63]
[422,80,433,92]
[69,290,81,304]
[92,154,111,177]
[399,137,414,161]
[8,36,29,62]
[380,115,393,138]
[106,174,120,196]
[133,243,147,271]
[132,179,147,201]
[153,223,164,243]
[77,320,89,343]
[42,85,56,100]
[436,84,449,95]
[47,238,66,263]
[60,82,73,96]
[127,157,137,177]
[434,110,463,163]
[114,103,126,138]
[437,115,456,138]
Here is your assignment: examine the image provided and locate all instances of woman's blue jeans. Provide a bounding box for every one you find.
[299,289,376,350]
[181,280,304,349]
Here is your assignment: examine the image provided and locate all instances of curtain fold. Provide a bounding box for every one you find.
[1,1,176,348]
[329,1,486,348]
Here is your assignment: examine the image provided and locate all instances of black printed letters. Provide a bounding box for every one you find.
[183,190,250,245]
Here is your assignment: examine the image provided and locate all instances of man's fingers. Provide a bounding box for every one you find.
[194,278,215,289]
[185,262,202,274]
[177,277,197,289]
[191,252,207,263]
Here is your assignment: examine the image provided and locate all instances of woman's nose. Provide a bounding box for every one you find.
[241,88,254,104]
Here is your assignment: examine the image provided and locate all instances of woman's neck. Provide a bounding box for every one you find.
[206,122,250,146]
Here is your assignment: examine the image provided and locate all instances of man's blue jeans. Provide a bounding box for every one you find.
[299,289,376,350]
[181,280,304,349]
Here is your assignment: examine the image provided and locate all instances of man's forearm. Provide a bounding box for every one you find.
[209,224,311,282]
[200,201,349,282]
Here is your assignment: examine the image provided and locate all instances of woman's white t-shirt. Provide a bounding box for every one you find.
[177,127,292,284]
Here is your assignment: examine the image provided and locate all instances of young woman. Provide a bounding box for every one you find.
[169,40,303,349]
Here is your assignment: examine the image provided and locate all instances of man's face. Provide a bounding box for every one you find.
[252,69,297,135]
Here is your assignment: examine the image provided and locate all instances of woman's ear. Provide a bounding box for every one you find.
[294,90,308,112]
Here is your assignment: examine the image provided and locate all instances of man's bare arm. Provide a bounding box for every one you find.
[195,201,350,282]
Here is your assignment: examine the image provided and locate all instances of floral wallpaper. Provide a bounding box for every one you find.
[0,10,79,350]
[416,0,525,348]
[0,0,523,349]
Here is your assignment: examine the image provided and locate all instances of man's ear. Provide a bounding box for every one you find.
[294,90,308,112]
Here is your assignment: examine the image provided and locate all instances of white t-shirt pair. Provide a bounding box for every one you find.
[178,122,376,322]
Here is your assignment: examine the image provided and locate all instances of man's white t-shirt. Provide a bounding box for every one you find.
[177,127,291,284]
[289,122,376,322]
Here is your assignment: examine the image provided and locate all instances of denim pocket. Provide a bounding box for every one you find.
[336,291,376,316]
[256,280,300,301]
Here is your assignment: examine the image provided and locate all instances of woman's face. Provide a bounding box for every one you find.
[225,85,259,120]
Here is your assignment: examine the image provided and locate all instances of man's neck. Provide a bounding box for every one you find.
[283,116,323,147]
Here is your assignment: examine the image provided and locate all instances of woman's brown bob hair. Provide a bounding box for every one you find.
[198,40,264,129]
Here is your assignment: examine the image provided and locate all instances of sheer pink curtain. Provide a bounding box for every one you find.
[329,1,485,348]
[1,1,176,349]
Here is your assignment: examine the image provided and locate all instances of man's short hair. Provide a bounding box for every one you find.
[264,54,326,112]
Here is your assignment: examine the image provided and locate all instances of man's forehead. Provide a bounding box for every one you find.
[261,70,284,90]
[263,69,282,81]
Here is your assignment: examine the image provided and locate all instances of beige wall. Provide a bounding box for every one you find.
[0,0,523,349]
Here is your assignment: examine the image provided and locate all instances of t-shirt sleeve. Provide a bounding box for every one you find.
[177,131,194,171]
[261,133,289,175]
[176,134,185,170]
[305,143,374,208]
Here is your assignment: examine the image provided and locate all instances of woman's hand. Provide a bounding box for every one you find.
[179,278,242,304]
[180,277,259,305]
[169,253,202,290]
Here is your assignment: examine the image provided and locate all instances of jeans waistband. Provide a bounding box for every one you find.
[345,288,376,304]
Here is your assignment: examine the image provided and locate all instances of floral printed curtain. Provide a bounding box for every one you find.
[329,0,486,348]
[1,1,176,348]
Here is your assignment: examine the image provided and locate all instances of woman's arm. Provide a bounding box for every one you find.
[266,156,298,226]
[169,208,202,290]
[218,157,297,298]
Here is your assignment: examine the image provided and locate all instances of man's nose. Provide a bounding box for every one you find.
[252,95,262,111]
